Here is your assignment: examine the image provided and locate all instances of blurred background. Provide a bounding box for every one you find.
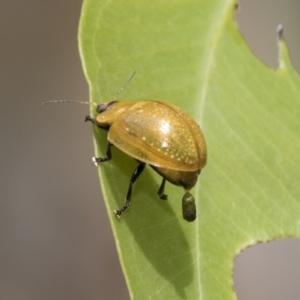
[0,1,299,299]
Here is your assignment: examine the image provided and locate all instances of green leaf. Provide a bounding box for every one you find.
[79,0,300,299]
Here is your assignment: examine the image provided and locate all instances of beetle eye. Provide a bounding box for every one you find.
[96,103,106,113]
[96,101,118,114]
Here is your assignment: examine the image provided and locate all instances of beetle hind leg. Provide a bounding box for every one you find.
[114,162,146,218]
[157,178,168,200]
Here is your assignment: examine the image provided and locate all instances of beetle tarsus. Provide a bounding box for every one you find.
[92,156,108,165]
[160,194,168,200]
[85,115,93,122]
[114,206,128,218]
[85,115,102,127]
[92,144,112,165]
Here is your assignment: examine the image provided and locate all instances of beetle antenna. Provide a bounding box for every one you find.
[113,70,137,100]
[42,100,97,107]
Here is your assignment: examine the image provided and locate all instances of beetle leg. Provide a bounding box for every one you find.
[92,143,112,166]
[114,162,146,218]
[85,115,109,130]
[157,178,168,200]
[85,115,99,126]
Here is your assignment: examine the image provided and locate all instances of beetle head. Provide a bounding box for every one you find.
[95,101,134,126]
[96,101,118,114]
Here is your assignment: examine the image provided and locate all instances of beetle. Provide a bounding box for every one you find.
[85,98,207,222]
[44,73,207,222]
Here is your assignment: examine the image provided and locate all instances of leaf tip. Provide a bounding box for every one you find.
[276,24,284,41]
[234,2,239,13]
[276,24,294,72]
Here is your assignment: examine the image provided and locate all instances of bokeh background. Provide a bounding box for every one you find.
[1,1,299,299]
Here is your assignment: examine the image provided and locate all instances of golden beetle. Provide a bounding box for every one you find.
[85,99,207,222]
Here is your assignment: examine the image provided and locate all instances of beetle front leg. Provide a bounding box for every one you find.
[157,178,168,200]
[92,143,112,166]
[114,162,146,218]
[85,115,99,126]
[85,115,110,130]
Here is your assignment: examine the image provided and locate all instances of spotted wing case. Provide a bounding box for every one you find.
[107,100,207,171]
